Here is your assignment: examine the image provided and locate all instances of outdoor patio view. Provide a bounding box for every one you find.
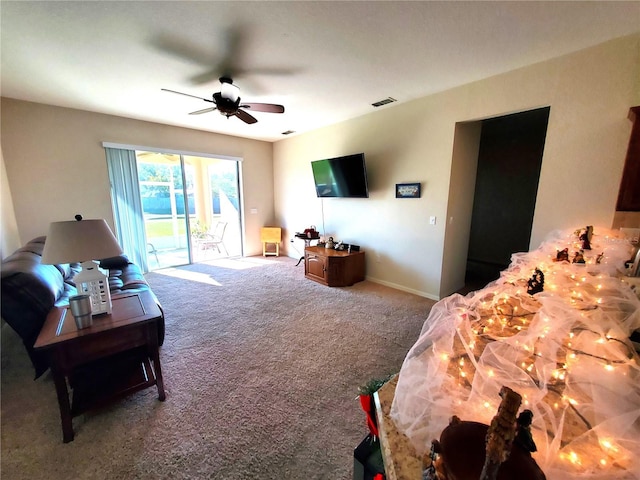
[136,152,242,270]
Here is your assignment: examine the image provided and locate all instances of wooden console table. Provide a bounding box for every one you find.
[34,291,165,442]
[304,246,365,287]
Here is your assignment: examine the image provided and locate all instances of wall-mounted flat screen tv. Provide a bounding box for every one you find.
[311,153,369,198]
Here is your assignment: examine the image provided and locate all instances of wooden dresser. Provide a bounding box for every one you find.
[304,246,365,287]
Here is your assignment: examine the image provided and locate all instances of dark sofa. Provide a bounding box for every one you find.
[1,237,165,378]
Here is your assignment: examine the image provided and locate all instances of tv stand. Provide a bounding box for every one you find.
[304,246,365,287]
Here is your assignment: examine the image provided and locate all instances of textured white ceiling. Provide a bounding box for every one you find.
[2,1,639,142]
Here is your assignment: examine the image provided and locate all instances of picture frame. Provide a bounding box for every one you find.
[395,182,421,198]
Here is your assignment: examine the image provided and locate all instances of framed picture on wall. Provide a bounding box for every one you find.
[396,183,421,198]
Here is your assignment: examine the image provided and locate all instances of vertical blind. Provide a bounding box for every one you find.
[104,147,149,272]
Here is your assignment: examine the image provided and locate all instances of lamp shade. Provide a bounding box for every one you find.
[42,218,123,265]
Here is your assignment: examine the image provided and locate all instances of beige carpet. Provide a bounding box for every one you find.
[1,256,434,479]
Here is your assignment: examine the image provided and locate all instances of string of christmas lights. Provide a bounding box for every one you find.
[391,227,640,479]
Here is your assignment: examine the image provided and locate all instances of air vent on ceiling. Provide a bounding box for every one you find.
[371,97,397,108]
[281,130,296,135]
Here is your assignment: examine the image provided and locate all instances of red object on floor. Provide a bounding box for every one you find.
[359,394,379,437]
[373,473,385,480]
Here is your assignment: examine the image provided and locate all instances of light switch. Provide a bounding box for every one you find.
[430,216,437,225]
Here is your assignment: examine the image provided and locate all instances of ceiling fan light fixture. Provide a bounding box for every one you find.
[220,79,240,102]
[162,78,284,125]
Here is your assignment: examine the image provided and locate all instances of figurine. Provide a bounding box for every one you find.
[325,236,335,249]
[572,250,585,264]
[423,443,439,480]
[553,248,569,263]
[578,226,594,250]
[515,410,537,453]
[428,389,546,480]
[527,268,545,295]
[481,386,522,479]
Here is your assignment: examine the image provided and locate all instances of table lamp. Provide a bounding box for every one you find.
[42,215,123,315]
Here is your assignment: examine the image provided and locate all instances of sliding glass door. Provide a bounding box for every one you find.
[183,155,242,263]
[136,151,242,270]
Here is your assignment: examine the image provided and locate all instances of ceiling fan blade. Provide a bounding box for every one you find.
[151,34,215,66]
[185,26,247,85]
[214,25,247,79]
[161,88,212,102]
[189,107,217,115]
[240,103,285,114]
[235,109,258,124]
[189,69,225,85]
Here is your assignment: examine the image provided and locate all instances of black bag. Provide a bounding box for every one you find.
[353,434,385,480]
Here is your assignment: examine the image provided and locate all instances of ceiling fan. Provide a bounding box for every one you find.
[162,77,285,124]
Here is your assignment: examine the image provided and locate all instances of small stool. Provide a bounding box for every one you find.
[261,227,282,256]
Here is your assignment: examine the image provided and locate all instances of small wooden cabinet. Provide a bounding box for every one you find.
[304,246,365,287]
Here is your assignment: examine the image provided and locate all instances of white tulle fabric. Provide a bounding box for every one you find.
[391,227,640,479]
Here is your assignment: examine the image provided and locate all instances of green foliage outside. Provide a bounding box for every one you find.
[137,161,239,205]
[190,220,210,239]
[145,217,215,239]
[137,156,238,241]
[145,218,190,237]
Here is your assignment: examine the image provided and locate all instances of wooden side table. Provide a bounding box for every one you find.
[34,291,165,443]
[293,233,321,266]
[261,227,282,256]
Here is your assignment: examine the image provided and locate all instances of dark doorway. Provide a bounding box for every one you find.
[464,107,550,290]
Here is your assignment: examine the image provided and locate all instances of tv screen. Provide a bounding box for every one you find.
[311,153,369,198]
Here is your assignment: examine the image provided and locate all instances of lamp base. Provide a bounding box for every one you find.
[74,261,112,315]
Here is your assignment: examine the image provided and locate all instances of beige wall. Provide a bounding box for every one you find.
[1,146,21,258]
[0,99,274,256]
[441,122,482,297]
[274,33,640,299]
[2,34,638,297]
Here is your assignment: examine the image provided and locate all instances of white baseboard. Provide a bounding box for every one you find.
[365,276,440,301]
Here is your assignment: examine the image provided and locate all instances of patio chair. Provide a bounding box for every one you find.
[147,242,160,264]
[200,221,228,256]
